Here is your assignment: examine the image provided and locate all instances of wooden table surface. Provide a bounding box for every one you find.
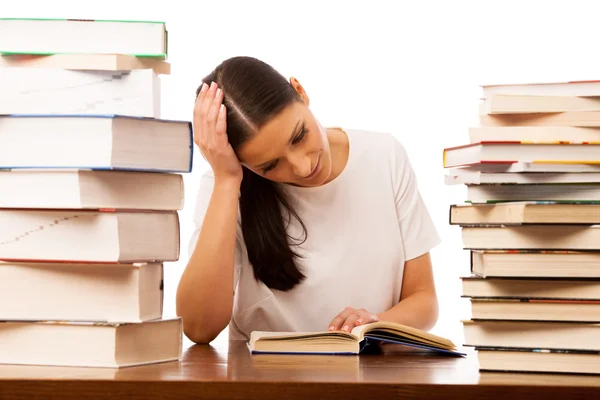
[1,340,599,399]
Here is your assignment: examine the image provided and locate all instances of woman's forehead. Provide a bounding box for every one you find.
[237,103,309,163]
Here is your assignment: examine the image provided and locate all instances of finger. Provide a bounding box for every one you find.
[355,312,379,327]
[341,313,361,332]
[193,82,209,145]
[196,81,208,102]
[328,307,355,331]
[193,82,209,121]
[216,104,227,137]
[203,81,218,113]
[206,87,223,149]
[200,81,218,129]
[207,86,223,128]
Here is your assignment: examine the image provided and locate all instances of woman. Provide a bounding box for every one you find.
[176,56,441,344]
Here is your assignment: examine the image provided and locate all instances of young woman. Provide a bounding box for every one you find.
[176,56,441,344]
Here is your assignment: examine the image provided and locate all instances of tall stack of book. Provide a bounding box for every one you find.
[0,18,191,368]
[444,80,600,375]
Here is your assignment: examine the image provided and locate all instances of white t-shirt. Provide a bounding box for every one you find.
[188,128,441,340]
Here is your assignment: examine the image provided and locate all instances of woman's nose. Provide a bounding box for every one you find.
[289,153,312,178]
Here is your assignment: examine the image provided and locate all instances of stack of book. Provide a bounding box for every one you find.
[444,79,600,375]
[0,18,192,368]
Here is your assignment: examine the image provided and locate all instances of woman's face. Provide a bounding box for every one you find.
[236,82,332,187]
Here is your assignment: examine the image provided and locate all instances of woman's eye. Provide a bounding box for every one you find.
[292,125,308,145]
[262,160,278,175]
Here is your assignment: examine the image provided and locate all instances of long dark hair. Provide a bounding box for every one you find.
[197,56,308,291]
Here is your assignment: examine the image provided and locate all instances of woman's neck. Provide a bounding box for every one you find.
[324,127,349,184]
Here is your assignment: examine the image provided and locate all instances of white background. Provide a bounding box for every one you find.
[5,0,600,348]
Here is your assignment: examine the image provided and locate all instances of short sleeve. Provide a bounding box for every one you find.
[188,169,244,292]
[391,138,441,261]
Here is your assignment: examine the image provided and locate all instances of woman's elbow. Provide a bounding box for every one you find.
[424,291,440,331]
[181,320,221,345]
[184,328,217,345]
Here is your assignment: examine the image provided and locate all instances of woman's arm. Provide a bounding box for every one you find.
[376,252,439,331]
[176,82,243,344]
[176,178,241,344]
[327,252,439,332]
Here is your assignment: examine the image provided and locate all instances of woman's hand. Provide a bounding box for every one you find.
[193,81,243,183]
[328,307,380,332]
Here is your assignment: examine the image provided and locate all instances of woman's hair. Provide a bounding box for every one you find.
[196,56,308,291]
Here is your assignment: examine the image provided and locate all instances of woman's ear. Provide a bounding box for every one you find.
[289,77,310,106]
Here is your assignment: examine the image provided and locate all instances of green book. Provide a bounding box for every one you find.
[0,18,168,58]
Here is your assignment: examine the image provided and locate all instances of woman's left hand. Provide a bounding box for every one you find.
[328,307,379,332]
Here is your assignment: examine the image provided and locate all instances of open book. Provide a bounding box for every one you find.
[248,321,464,356]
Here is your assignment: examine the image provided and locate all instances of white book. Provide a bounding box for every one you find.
[0,170,184,211]
[0,210,179,263]
[0,261,163,322]
[461,225,600,251]
[480,111,600,127]
[470,299,600,322]
[481,80,600,97]
[0,68,160,118]
[448,162,600,174]
[476,348,600,375]
[466,183,600,202]
[463,320,600,351]
[446,171,600,185]
[0,54,171,74]
[480,94,600,114]
[443,142,600,168]
[0,115,192,172]
[450,203,600,225]
[470,250,600,278]
[0,19,167,58]
[0,319,181,368]
[462,277,600,300]
[469,126,600,144]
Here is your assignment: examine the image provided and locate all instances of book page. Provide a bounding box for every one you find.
[351,321,456,349]
[250,330,356,346]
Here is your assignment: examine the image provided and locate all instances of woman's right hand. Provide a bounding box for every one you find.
[193,81,243,184]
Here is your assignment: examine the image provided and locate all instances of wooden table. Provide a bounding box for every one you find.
[0,340,599,399]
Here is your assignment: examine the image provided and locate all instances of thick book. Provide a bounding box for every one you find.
[0,18,167,58]
[0,261,163,322]
[462,225,600,250]
[479,111,600,127]
[463,320,600,351]
[0,114,192,173]
[0,54,171,74]
[480,94,600,114]
[0,68,161,117]
[0,209,179,263]
[248,321,464,356]
[462,276,600,300]
[448,162,600,174]
[450,203,600,225]
[0,170,184,211]
[470,298,600,322]
[481,79,600,97]
[476,347,600,375]
[466,183,600,203]
[0,319,181,368]
[445,171,600,185]
[470,250,600,278]
[469,126,600,144]
[443,141,600,168]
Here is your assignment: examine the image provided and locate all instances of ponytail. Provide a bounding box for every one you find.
[239,167,307,291]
